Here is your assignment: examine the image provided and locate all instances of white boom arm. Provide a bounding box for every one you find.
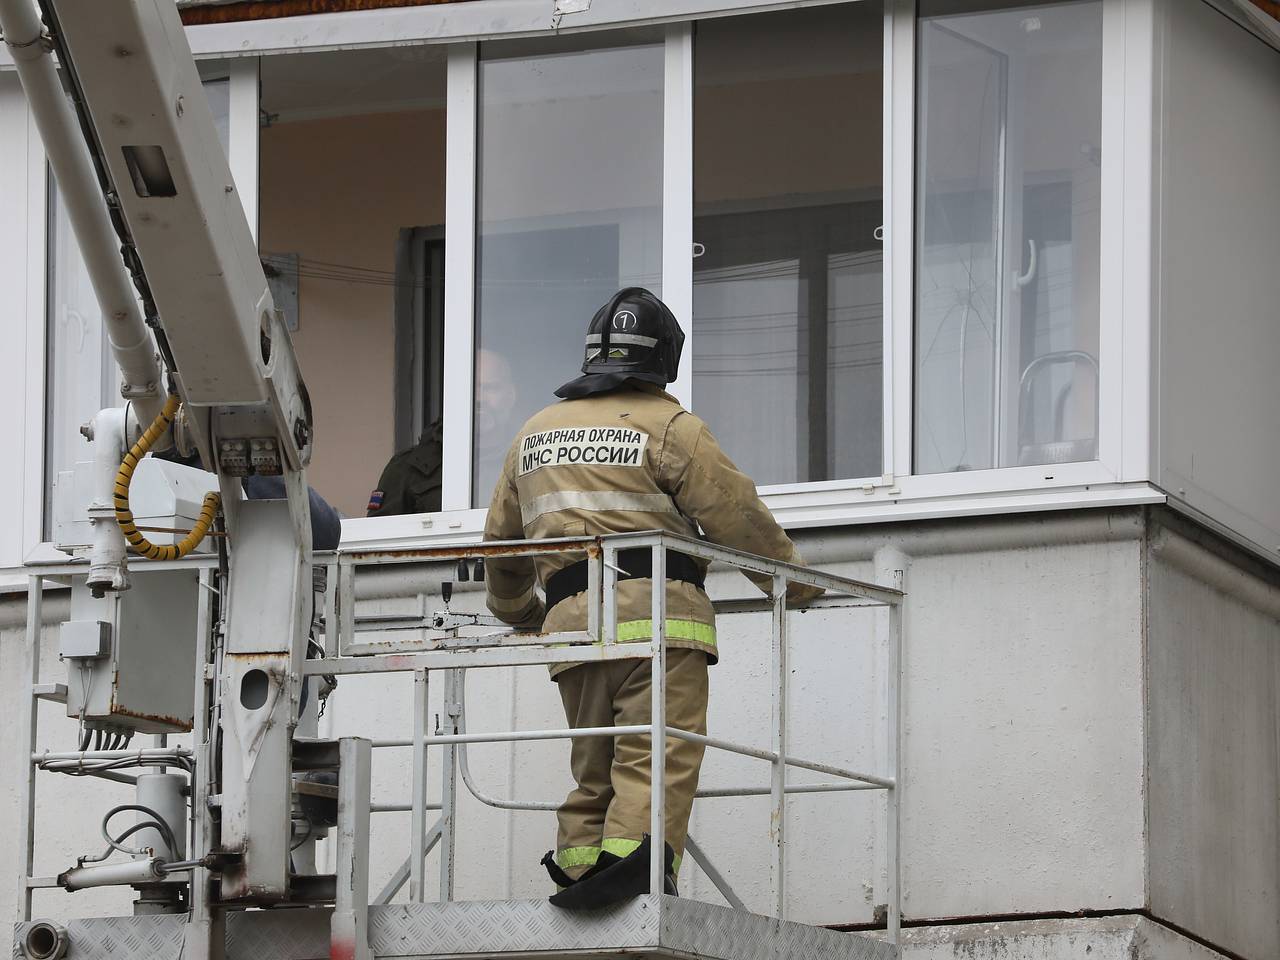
[0,0,316,906]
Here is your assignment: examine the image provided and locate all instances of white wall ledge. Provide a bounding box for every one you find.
[337,480,1167,552]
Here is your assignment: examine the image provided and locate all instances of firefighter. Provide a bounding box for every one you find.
[483,287,822,909]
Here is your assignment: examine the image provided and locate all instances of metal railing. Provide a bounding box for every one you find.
[14,531,904,943]
[314,530,905,938]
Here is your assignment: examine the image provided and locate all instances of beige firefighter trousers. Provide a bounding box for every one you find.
[554,649,709,879]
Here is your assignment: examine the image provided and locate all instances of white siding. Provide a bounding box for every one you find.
[0,73,46,578]
[1146,519,1280,960]
[0,513,1149,927]
[322,514,1147,924]
[1153,0,1280,556]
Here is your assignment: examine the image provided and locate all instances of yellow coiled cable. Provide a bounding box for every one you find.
[114,393,221,561]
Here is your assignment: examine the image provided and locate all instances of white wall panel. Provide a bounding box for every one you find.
[1154,0,1280,557]
[892,533,1146,920]
[1146,521,1280,960]
[0,74,45,580]
[0,511,1152,927]
[327,516,1146,923]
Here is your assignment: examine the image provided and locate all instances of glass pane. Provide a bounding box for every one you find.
[259,47,447,516]
[693,4,884,486]
[205,77,231,154]
[44,78,232,534]
[473,41,664,504]
[44,176,116,533]
[914,1,1103,474]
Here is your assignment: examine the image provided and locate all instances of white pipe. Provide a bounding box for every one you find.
[371,725,652,749]
[373,723,892,786]
[85,406,130,593]
[1151,526,1280,620]
[347,511,1146,601]
[33,746,192,763]
[799,507,1146,565]
[59,857,165,891]
[0,0,164,423]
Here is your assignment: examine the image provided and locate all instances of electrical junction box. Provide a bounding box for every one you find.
[59,620,112,660]
[63,568,201,734]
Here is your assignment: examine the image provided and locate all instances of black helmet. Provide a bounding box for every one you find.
[554,287,685,399]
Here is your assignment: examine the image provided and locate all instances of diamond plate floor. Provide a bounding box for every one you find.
[15,896,896,960]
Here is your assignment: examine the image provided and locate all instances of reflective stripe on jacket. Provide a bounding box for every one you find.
[483,382,816,676]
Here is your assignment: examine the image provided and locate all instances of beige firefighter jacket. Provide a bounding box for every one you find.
[483,382,819,677]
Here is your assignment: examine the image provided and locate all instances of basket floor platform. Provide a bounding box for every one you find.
[15,896,896,960]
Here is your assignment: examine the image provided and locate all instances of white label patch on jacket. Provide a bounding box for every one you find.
[518,427,648,476]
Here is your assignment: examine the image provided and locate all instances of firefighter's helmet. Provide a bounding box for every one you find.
[555,287,685,399]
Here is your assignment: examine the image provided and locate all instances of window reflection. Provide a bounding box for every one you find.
[692,4,884,486]
[473,39,664,504]
[914,1,1103,473]
[44,78,232,534]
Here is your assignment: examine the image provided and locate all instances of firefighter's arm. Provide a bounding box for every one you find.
[483,446,545,629]
[662,415,823,603]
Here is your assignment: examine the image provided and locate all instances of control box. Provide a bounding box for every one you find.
[63,567,202,733]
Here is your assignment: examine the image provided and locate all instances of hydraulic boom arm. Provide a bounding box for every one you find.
[1,0,317,906]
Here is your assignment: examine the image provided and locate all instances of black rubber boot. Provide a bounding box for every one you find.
[548,836,676,910]
[540,850,620,889]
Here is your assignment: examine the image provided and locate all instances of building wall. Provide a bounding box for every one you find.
[1153,0,1280,556]
[1145,512,1280,960]
[0,510,1149,929]
[258,108,446,518]
[317,509,1148,925]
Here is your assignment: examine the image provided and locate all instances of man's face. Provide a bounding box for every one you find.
[476,349,516,445]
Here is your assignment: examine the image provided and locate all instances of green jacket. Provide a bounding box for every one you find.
[367,421,443,516]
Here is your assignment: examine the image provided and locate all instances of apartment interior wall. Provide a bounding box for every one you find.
[694,72,882,208]
[259,108,445,518]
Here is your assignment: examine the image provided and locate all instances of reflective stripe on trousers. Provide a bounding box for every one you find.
[615,618,716,648]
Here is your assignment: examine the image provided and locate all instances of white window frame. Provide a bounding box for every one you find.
[334,0,1163,549]
[197,59,261,237]
[754,0,1160,529]
[0,73,49,575]
[440,28,690,515]
[0,0,1166,563]
[440,42,478,514]
[15,60,260,561]
[100,0,1158,551]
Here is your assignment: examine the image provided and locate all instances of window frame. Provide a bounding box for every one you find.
[0,71,49,574]
[30,60,259,554]
[336,0,1161,547]
[4,0,1165,566]
[8,0,1153,555]
[422,0,1148,521]
[442,11,893,512]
